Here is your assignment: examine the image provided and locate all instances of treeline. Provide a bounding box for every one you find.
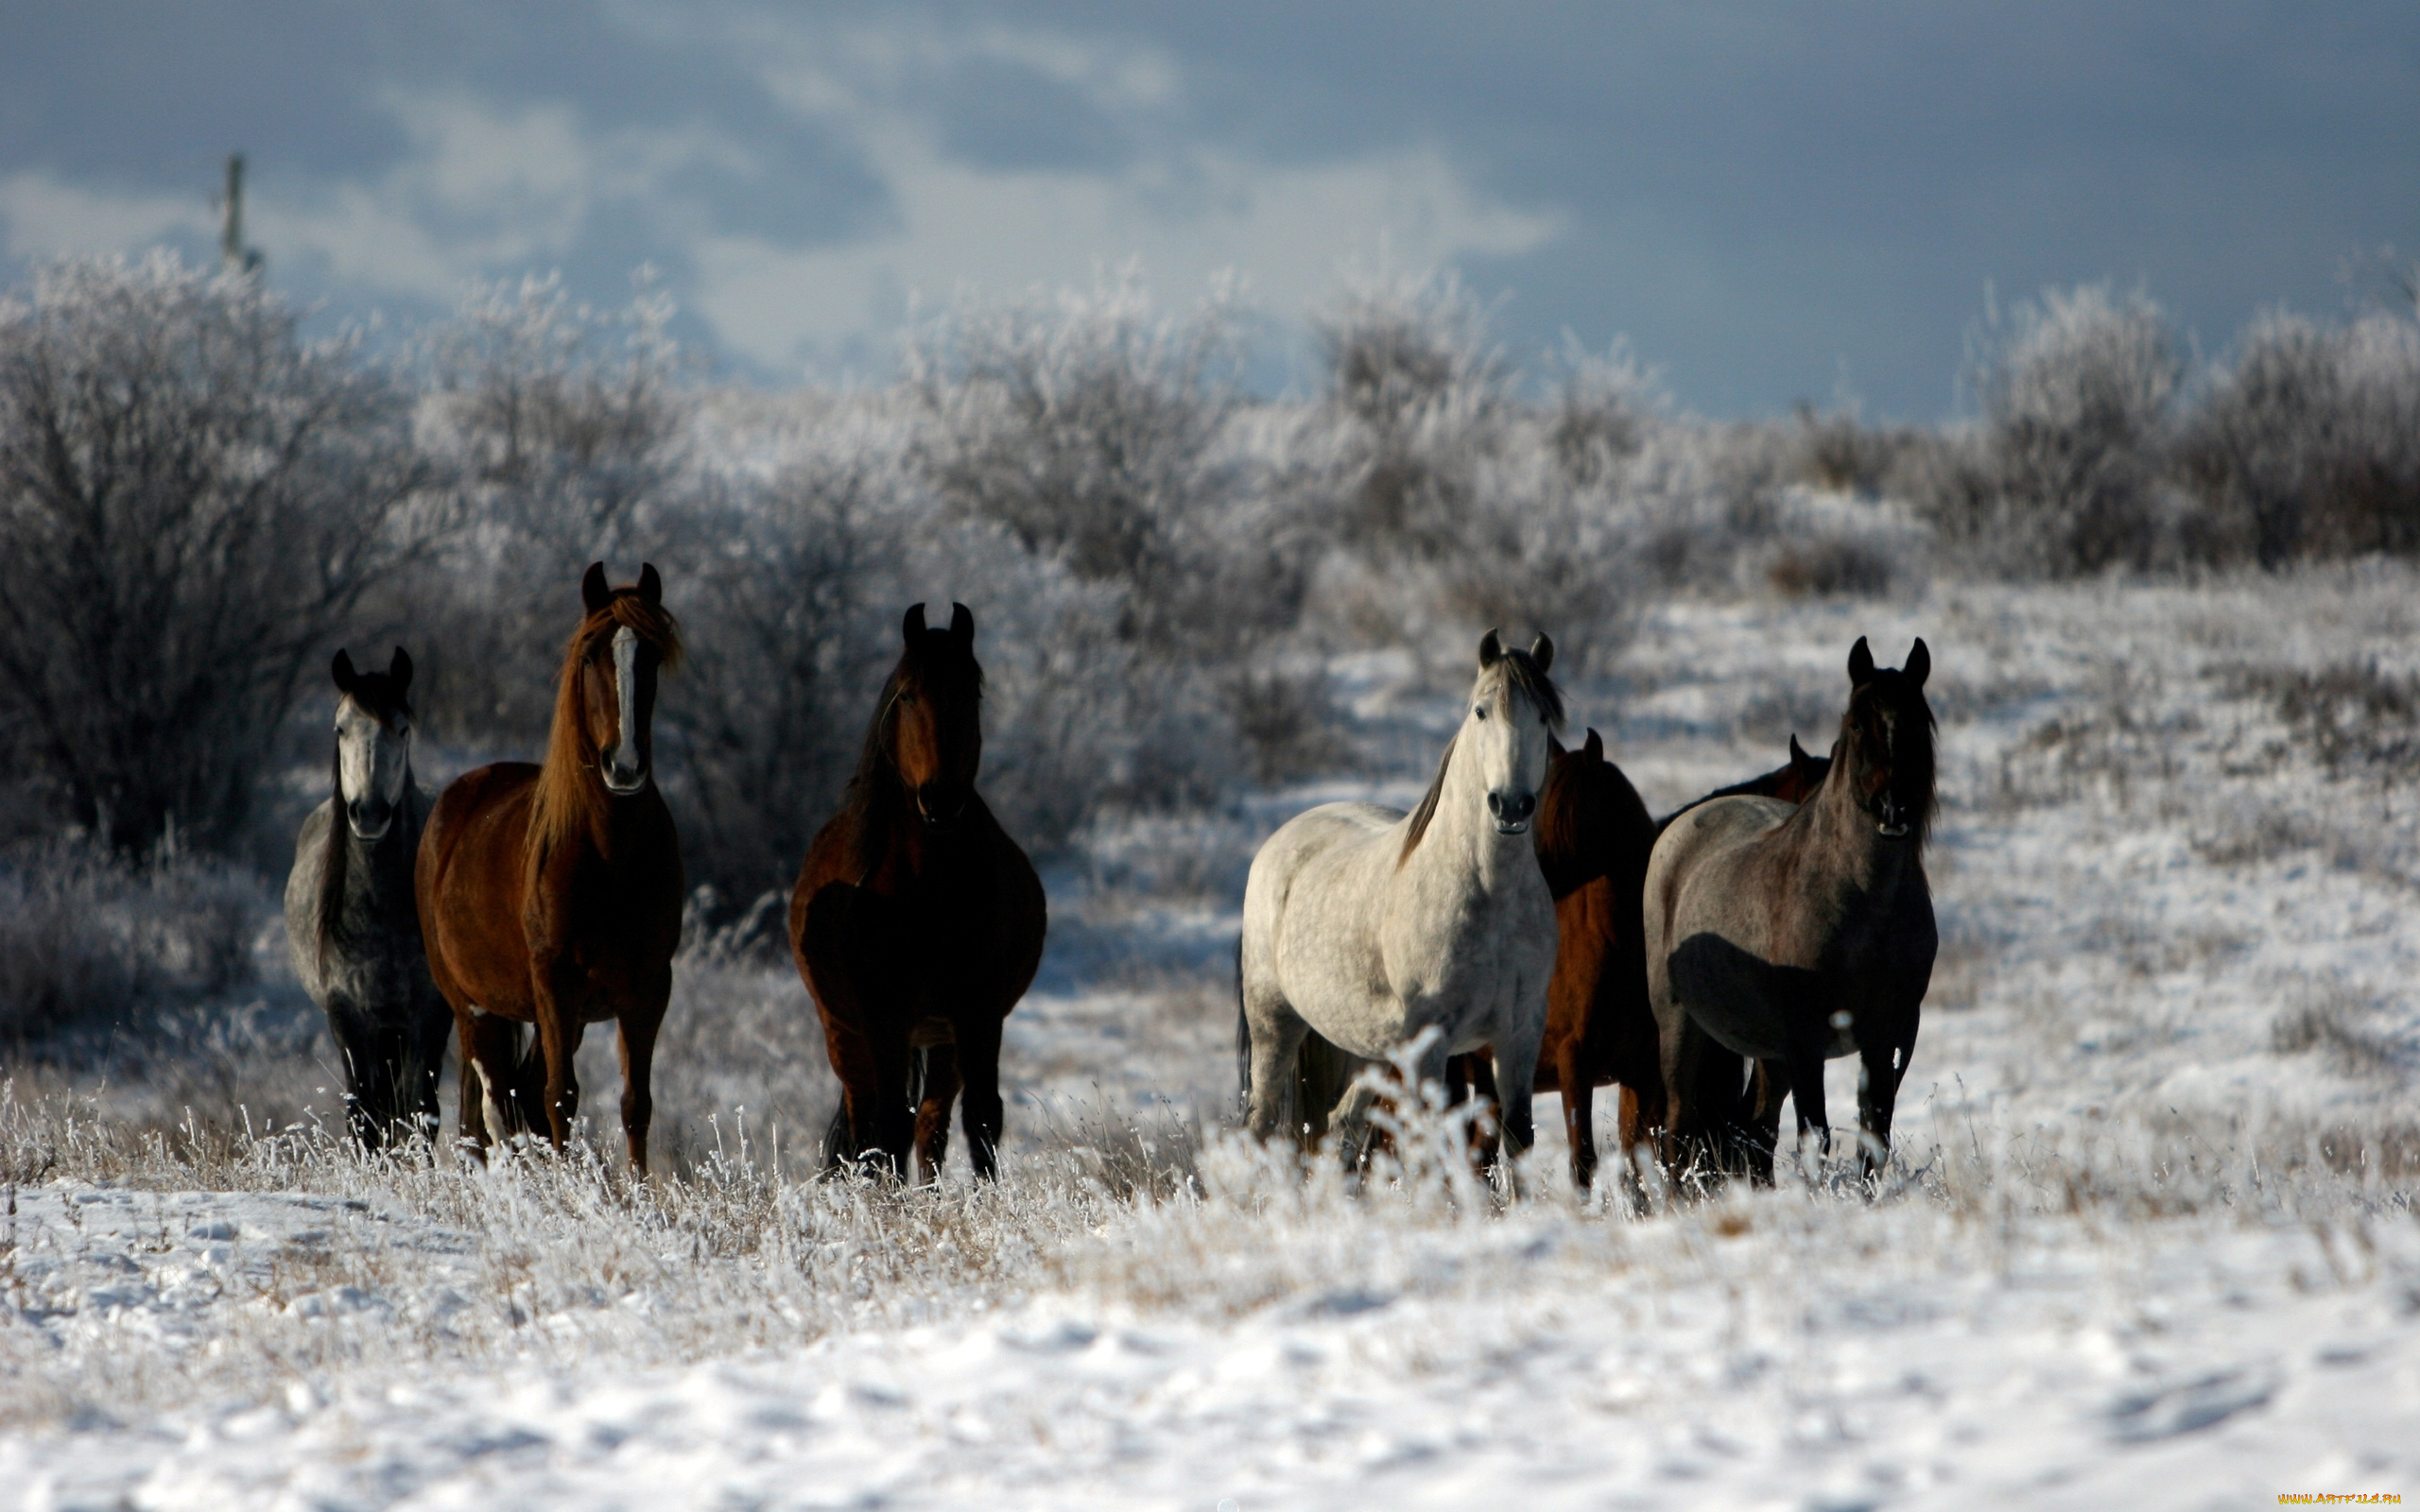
[3,253,2417,932]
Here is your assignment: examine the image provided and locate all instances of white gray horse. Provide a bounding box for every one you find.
[1239,630,1563,1162]
[1644,637,1937,1181]
[283,647,451,1152]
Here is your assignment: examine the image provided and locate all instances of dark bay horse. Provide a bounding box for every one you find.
[284,646,450,1152]
[417,564,685,1171]
[790,603,1046,1180]
[1646,638,1936,1180]
[1265,731,1831,1190]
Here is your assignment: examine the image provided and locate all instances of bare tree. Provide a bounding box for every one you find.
[0,254,434,852]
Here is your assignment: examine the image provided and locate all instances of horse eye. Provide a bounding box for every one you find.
[899,690,918,706]
[1474,705,1488,720]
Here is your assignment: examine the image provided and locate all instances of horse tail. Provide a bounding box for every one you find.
[1234,934,1251,1118]
[1293,1031,1360,1146]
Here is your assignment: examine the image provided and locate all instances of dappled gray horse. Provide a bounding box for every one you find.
[284,647,450,1151]
[1645,637,1937,1180]
[1240,630,1563,1162]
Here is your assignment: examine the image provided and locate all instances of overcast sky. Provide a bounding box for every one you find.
[4,2,2414,417]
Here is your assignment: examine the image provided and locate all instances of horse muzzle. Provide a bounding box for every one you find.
[916,790,970,833]
[343,798,394,841]
[1876,793,1911,840]
[600,749,649,795]
[1487,789,1536,835]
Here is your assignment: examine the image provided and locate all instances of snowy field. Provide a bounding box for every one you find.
[7,568,2420,1510]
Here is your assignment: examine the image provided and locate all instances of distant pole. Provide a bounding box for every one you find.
[220,153,263,277]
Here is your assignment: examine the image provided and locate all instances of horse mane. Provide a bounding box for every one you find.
[1654,748,1835,837]
[1396,730,1459,867]
[1836,673,1938,844]
[527,591,683,865]
[315,741,348,974]
[841,628,985,880]
[1398,645,1564,868]
[1531,736,1590,886]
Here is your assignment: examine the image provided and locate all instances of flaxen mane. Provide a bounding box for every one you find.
[1398,646,1564,867]
[527,592,683,865]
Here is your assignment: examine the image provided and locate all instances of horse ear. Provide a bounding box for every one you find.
[950,602,974,646]
[1789,732,1809,766]
[1478,629,1503,666]
[1848,635,1875,687]
[1905,637,1930,687]
[581,562,612,613]
[331,649,357,693]
[1530,632,1555,673]
[637,563,663,607]
[1583,727,1603,764]
[904,603,927,643]
[389,646,412,696]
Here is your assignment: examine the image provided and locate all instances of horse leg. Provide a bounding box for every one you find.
[617,978,667,1176]
[1743,1058,1788,1185]
[1241,999,1313,1143]
[1655,1011,1719,1186]
[914,1042,964,1183]
[458,1009,522,1160]
[410,1001,451,1151]
[531,962,587,1151]
[1489,1020,1544,1196]
[1783,1010,1832,1172]
[1552,1037,1598,1194]
[325,1005,384,1153]
[1856,1014,1917,1182]
[955,1015,1005,1181]
[1463,1054,1503,1173]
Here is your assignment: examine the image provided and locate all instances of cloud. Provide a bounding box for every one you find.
[4,2,2415,414]
[687,125,1561,378]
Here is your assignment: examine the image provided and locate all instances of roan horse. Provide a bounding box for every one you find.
[1645,637,1936,1180]
[1239,630,1562,1165]
[790,603,1046,1181]
[1270,731,1831,1192]
[284,646,450,1152]
[417,564,685,1171]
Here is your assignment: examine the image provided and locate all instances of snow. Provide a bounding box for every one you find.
[8,569,2420,1508]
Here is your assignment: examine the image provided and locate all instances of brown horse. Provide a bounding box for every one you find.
[789,603,1046,1180]
[417,564,685,1171]
[1647,638,1936,1182]
[1269,732,1832,1190]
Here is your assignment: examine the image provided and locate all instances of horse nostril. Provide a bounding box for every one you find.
[1514,794,1535,819]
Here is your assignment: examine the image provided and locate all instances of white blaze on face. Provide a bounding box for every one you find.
[604,625,644,791]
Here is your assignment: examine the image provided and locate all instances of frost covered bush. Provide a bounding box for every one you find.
[1921,284,2183,576]
[1291,274,1651,673]
[0,254,437,852]
[2179,310,2420,565]
[0,836,268,1044]
[904,274,1290,806]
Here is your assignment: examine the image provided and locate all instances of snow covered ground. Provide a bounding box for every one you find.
[7,569,2419,1509]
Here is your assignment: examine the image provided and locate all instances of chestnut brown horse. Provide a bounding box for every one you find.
[790,603,1046,1180]
[1647,638,1936,1182]
[417,564,685,1171]
[1268,732,1831,1191]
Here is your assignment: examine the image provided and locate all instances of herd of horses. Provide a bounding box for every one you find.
[285,561,1938,1195]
